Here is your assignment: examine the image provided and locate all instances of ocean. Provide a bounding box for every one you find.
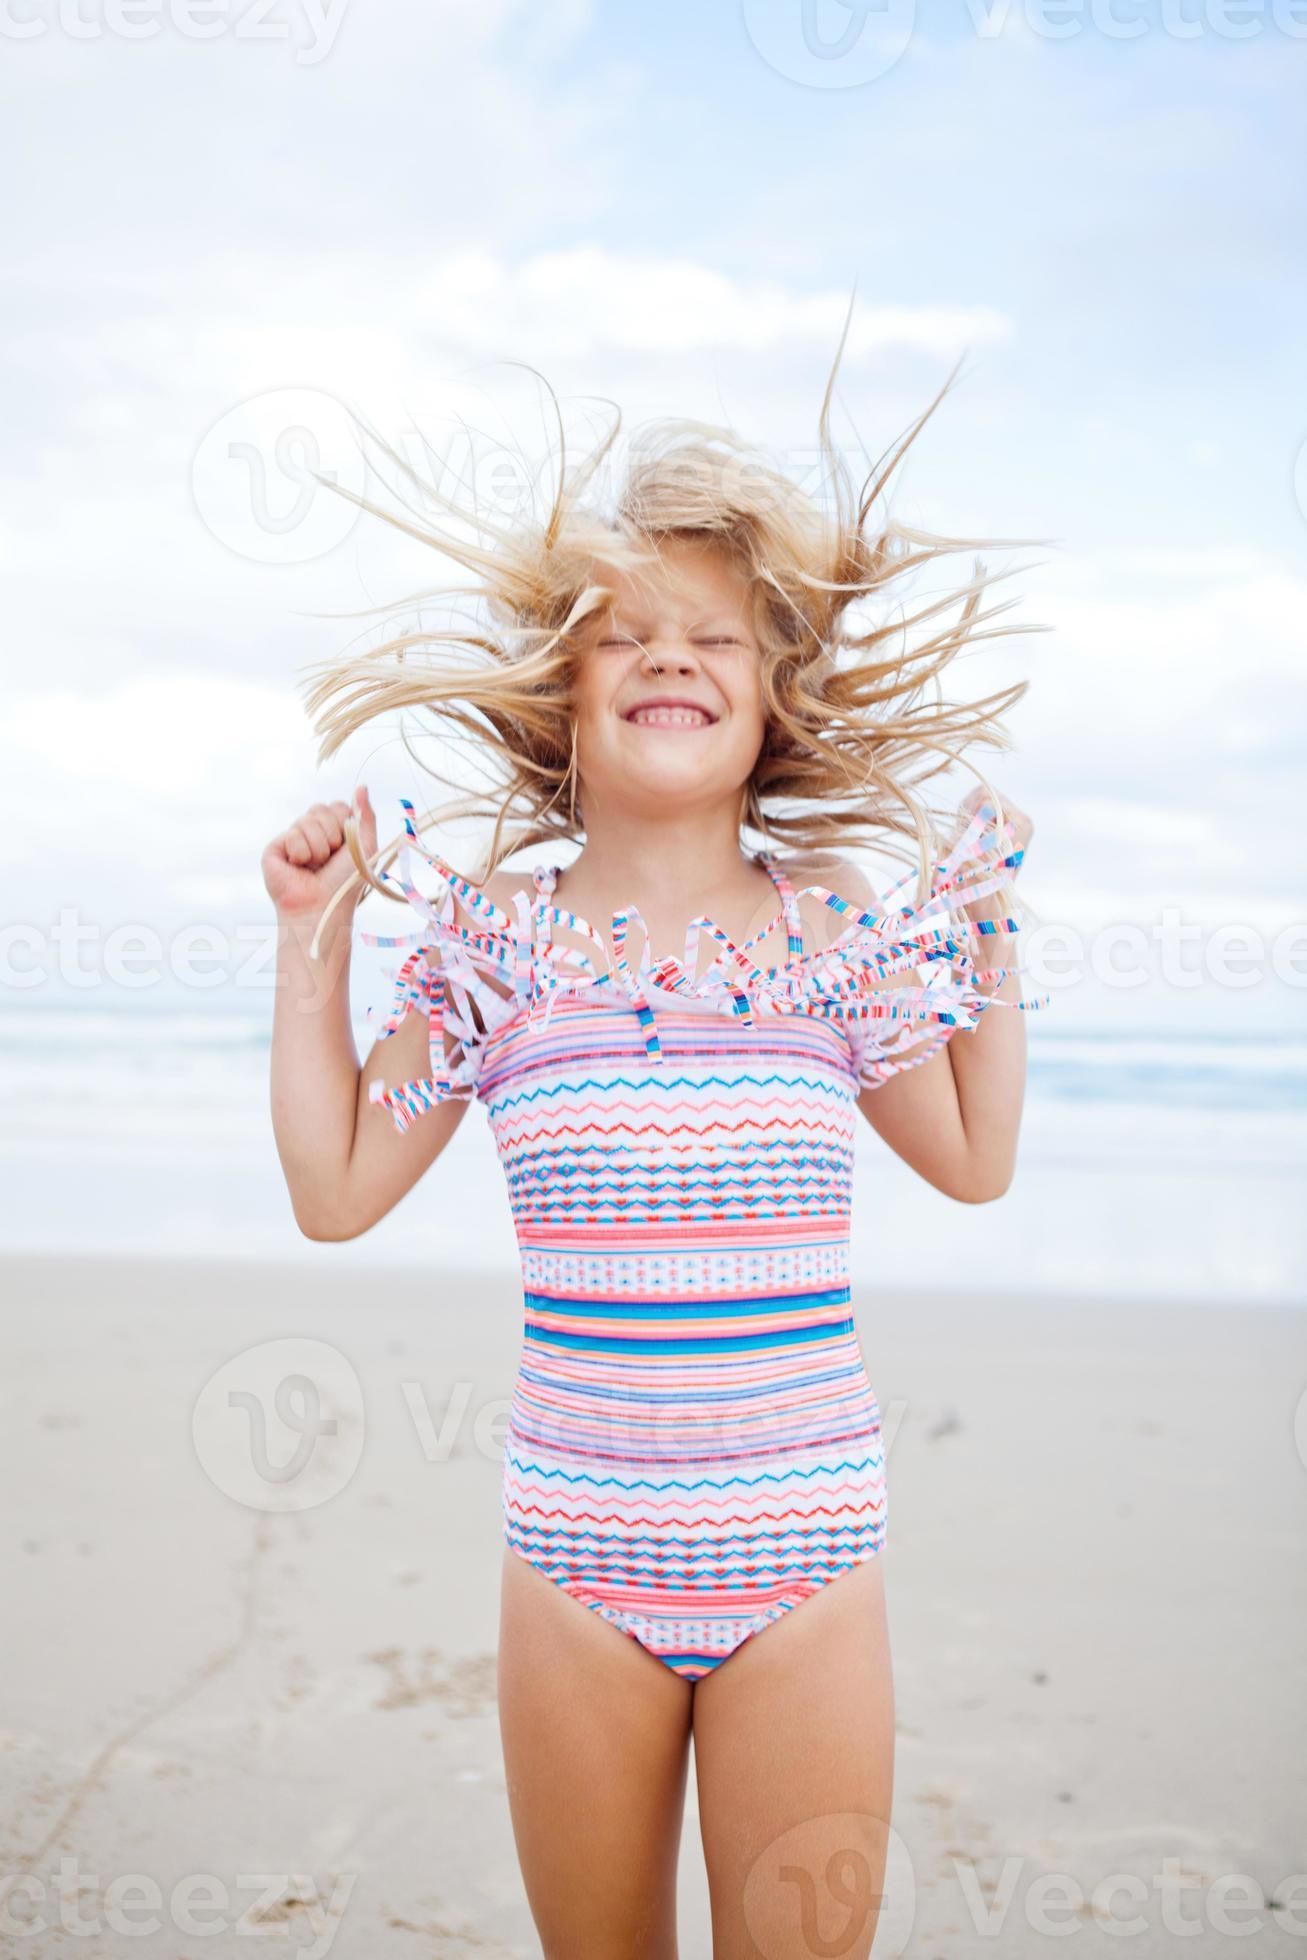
[2,1003,1304,1306]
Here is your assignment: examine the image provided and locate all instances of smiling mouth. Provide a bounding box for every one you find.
[623,706,717,729]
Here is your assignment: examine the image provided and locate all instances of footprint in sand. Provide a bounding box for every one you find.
[365,1647,498,1716]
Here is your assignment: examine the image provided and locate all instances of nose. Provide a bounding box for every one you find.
[638,630,701,674]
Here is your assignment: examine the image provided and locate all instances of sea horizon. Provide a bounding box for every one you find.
[3,998,1303,1307]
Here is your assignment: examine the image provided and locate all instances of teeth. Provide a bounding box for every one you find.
[628,707,712,727]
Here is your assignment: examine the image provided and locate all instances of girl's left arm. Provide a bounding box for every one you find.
[840,795,1033,1203]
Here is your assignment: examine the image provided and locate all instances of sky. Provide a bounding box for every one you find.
[2,0,1304,1031]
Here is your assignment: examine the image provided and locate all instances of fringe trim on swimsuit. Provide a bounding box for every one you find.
[358,796,1048,1132]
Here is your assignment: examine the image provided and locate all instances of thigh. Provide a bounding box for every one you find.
[496,1545,695,1959]
[691,1555,896,1960]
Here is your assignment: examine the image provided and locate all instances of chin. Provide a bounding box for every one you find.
[632,759,714,794]
[594,756,717,804]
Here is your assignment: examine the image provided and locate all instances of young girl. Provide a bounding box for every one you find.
[263,351,1039,1958]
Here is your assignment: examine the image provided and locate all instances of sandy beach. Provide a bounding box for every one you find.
[2,1251,1303,1957]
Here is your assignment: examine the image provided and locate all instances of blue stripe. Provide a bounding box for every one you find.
[521,1285,852,1323]
[519,1318,856,1355]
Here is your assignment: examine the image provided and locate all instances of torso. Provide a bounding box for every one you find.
[470,879,885,1683]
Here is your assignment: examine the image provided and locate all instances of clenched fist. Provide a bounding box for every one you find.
[952,784,1033,858]
[262,785,379,921]
[947,784,1033,926]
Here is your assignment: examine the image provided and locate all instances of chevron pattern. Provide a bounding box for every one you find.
[476,881,889,1678]
[356,803,1046,1673]
[359,830,1033,1676]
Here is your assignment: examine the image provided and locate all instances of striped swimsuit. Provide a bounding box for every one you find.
[361,799,1031,1681]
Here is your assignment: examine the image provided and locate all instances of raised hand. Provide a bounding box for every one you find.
[953,783,1034,861]
[261,785,379,921]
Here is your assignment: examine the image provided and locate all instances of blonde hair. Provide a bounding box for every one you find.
[301,314,1046,921]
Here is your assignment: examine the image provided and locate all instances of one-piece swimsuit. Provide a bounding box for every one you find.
[359,800,1032,1679]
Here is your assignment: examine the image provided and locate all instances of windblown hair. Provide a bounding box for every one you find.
[300,321,1045,912]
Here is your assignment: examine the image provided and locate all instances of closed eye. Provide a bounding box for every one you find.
[597,631,746,650]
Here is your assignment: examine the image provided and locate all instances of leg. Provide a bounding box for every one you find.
[496,1544,695,1958]
[691,1554,896,1959]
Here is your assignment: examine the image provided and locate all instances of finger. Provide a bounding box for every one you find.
[355,784,378,845]
[308,803,346,847]
[282,825,314,867]
[315,805,347,851]
[298,815,335,861]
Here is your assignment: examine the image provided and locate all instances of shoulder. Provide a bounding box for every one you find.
[772,851,880,956]
[485,864,540,918]
[780,849,876,896]
[446,862,537,937]
[439,862,539,1018]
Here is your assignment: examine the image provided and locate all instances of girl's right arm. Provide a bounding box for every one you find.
[263,785,470,1241]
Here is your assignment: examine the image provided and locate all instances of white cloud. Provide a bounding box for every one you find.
[7,673,306,798]
[961,548,1307,931]
[398,247,1012,360]
[1,673,319,908]
[6,243,1009,441]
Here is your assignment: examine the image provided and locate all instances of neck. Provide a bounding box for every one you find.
[564,792,760,914]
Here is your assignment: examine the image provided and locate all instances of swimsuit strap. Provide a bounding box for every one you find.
[533,853,806,966]
[755,849,807,963]
[532,862,558,950]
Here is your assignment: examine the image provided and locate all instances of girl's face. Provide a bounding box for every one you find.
[571,536,767,820]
